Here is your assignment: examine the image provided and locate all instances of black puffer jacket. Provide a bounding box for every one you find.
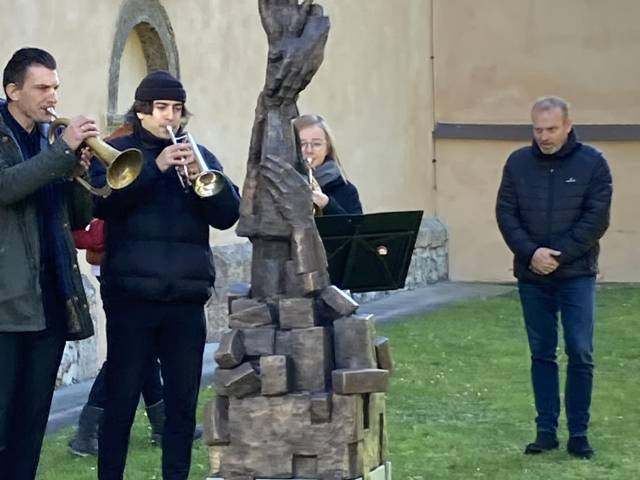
[496,130,612,283]
[91,123,240,304]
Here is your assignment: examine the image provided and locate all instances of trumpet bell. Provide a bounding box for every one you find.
[193,170,227,197]
[48,115,144,196]
[106,148,144,189]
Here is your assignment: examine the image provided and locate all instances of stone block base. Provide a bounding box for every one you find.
[206,460,391,480]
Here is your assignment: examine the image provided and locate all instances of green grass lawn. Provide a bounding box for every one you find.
[39,284,640,479]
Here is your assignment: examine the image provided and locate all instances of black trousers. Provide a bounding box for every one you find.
[87,359,163,409]
[87,276,164,409]
[0,265,67,480]
[97,301,206,480]
[0,328,66,480]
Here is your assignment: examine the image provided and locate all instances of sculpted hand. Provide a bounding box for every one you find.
[259,0,330,102]
[156,144,192,173]
[530,247,561,275]
[260,154,313,227]
[60,116,99,151]
[259,0,314,41]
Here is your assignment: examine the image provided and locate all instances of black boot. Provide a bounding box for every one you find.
[524,431,559,455]
[567,435,594,459]
[145,400,165,445]
[145,400,204,445]
[68,405,103,456]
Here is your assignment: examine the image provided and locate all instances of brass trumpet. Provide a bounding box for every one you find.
[166,126,228,198]
[47,108,144,197]
[306,157,322,216]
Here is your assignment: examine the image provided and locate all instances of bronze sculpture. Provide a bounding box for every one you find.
[205,2,393,478]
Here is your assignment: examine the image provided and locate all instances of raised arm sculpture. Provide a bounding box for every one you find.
[237,0,331,299]
[205,2,393,479]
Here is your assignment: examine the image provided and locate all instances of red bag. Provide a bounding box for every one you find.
[72,218,105,266]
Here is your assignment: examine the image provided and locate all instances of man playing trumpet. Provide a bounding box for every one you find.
[90,70,240,480]
[0,47,96,479]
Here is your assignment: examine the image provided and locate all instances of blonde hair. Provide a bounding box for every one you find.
[293,114,347,180]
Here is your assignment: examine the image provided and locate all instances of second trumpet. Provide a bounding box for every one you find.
[166,126,228,198]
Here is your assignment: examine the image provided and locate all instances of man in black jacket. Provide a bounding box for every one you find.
[91,71,240,480]
[496,96,612,459]
[0,47,97,479]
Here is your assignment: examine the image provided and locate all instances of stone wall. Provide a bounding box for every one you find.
[56,276,101,387]
[55,216,448,386]
[205,241,253,342]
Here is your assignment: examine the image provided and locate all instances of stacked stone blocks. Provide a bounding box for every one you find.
[204,286,394,479]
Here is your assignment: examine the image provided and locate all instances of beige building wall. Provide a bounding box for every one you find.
[0,2,122,127]
[434,0,640,123]
[433,0,640,281]
[300,0,433,215]
[3,0,638,290]
[166,0,434,246]
[1,0,434,244]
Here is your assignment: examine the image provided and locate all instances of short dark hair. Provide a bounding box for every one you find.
[125,100,192,127]
[3,47,56,98]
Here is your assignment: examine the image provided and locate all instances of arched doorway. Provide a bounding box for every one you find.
[107,0,180,130]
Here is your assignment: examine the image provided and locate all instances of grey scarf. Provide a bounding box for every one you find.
[314,158,342,188]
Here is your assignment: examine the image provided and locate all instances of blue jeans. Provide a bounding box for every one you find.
[518,275,596,437]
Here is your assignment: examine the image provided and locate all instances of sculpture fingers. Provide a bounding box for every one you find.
[290,0,314,35]
[309,3,323,16]
[261,155,308,193]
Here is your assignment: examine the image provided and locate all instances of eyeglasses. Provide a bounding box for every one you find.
[300,141,326,150]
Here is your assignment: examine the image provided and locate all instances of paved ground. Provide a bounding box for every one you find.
[357,281,514,322]
[47,281,514,435]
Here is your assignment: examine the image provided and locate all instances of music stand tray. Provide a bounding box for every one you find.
[315,210,424,293]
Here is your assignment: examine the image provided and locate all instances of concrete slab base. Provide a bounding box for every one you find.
[207,461,392,480]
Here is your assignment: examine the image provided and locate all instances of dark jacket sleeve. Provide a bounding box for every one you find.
[495,160,539,263]
[552,155,612,264]
[91,154,164,220]
[0,137,78,206]
[195,146,240,230]
[66,178,93,230]
[323,181,363,215]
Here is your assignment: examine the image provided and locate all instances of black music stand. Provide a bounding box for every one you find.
[315,210,423,293]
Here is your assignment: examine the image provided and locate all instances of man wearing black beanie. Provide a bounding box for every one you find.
[134,70,186,103]
[90,70,240,480]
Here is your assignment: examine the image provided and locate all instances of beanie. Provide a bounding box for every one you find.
[134,70,186,102]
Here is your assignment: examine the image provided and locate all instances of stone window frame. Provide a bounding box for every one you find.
[107,0,180,129]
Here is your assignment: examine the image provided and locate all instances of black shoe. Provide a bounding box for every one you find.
[524,431,560,455]
[567,436,594,459]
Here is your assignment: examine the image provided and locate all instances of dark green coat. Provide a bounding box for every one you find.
[0,104,94,340]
